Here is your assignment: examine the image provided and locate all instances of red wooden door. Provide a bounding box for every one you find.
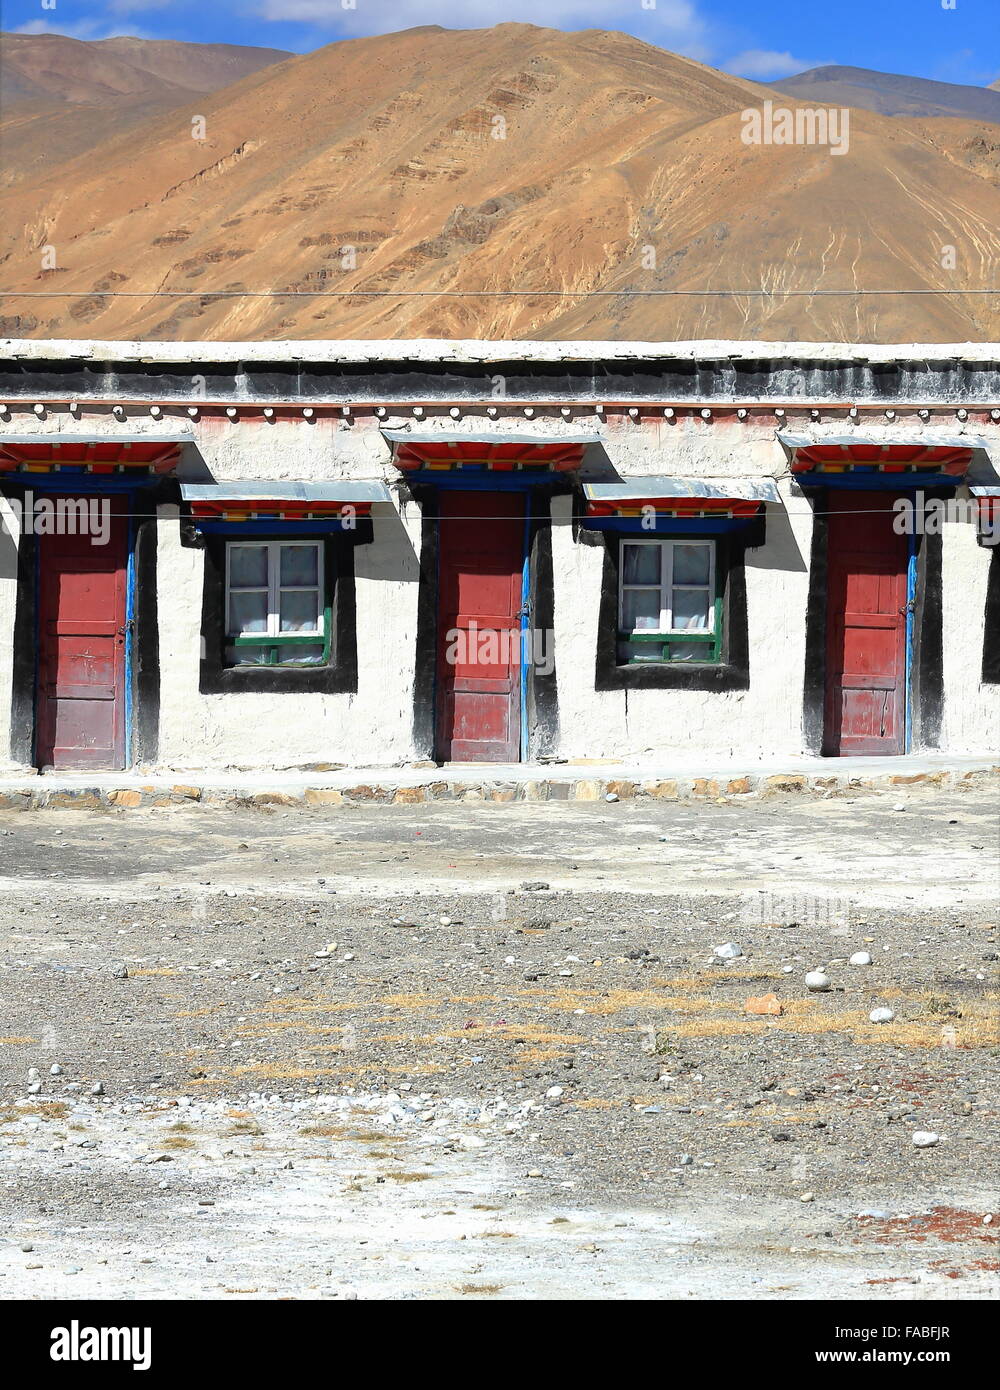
[437,490,524,762]
[36,496,129,770]
[824,492,908,756]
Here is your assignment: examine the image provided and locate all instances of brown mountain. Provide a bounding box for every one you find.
[771,65,1000,124]
[0,32,291,185]
[0,24,998,343]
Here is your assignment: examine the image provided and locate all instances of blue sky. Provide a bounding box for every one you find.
[6,0,999,85]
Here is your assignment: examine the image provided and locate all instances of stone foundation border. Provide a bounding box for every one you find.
[0,764,996,811]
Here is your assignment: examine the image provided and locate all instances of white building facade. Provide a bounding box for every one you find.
[0,339,997,774]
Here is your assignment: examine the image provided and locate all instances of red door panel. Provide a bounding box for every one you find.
[36,497,128,770]
[824,492,908,756]
[437,491,524,762]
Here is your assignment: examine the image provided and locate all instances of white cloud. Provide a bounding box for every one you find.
[724,49,828,81]
[255,0,711,59]
[14,17,151,39]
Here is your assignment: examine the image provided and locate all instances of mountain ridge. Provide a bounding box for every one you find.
[0,26,997,343]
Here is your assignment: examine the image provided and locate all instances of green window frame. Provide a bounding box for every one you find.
[617,537,722,665]
[225,539,332,667]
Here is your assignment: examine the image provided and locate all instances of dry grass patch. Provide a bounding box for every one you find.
[0,1036,37,1045]
[131,967,178,976]
[384,1171,432,1182]
[566,1097,619,1110]
[380,993,440,1010]
[0,1101,68,1125]
[161,1134,195,1150]
[456,1284,502,1295]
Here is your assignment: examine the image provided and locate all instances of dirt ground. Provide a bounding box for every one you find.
[0,784,997,1300]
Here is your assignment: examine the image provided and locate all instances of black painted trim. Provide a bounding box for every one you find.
[912,530,943,749]
[526,500,559,758]
[132,516,159,763]
[3,357,998,404]
[190,526,364,694]
[983,548,1000,685]
[593,530,750,691]
[802,501,829,754]
[410,490,439,760]
[9,530,36,766]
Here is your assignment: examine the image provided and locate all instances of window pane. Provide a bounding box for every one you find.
[280,545,319,587]
[229,545,268,588]
[279,589,321,633]
[621,589,661,632]
[618,639,665,664]
[668,641,708,662]
[275,643,325,666]
[672,588,711,631]
[226,643,271,665]
[672,544,711,585]
[622,543,660,585]
[229,590,269,634]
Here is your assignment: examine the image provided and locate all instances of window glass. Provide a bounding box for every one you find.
[672,588,711,631]
[668,641,706,662]
[279,590,320,632]
[280,546,319,587]
[622,589,661,632]
[229,546,268,588]
[229,590,269,634]
[673,544,711,585]
[622,543,661,585]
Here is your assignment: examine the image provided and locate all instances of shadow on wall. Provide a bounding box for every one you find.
[0,506,15,580]
[745,498,807,572]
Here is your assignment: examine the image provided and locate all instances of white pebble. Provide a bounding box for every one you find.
[713,942,742,959]
[912,1130,940,1148]
[869,1007,894,1024]
[805,971,831,991]
[850,951,873,966]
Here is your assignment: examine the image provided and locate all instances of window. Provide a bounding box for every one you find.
[225,541,329,666]
[617,538,721,664]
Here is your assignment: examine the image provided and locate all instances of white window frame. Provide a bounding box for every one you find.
[225,540,324,640]
[618,537,716,635]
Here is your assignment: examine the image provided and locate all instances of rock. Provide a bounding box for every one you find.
[800,1192,815,1202]
[49,1064,64,1076]
[713,942,742,959]
[90,1082,105,1095]
[805,971,831,991]
[605,793,619,802]
[27,1068,39,1081]
[850,951,873,966]
[869,1008,894,1024]
[27,1082,42,1095]
[112,964,129,980]
[521,881,550,892]
[745,992,783,1016]
[454,1133,487,1150]
[545,1086,564,1098]
[679,1154,693,1165]
[912,1131,940,1148]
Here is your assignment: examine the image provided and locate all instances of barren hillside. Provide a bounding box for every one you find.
[1,24,997,342]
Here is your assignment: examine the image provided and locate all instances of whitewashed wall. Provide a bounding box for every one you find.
[2,407,998,769]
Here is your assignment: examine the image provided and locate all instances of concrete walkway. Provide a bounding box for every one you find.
[0,752,995,809]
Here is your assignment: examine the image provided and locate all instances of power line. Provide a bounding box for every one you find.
[2,288,999,299]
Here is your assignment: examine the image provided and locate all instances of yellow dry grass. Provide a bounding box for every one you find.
[0,1036,37,1045]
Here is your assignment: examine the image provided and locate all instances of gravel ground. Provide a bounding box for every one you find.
[0,786,997,1300]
